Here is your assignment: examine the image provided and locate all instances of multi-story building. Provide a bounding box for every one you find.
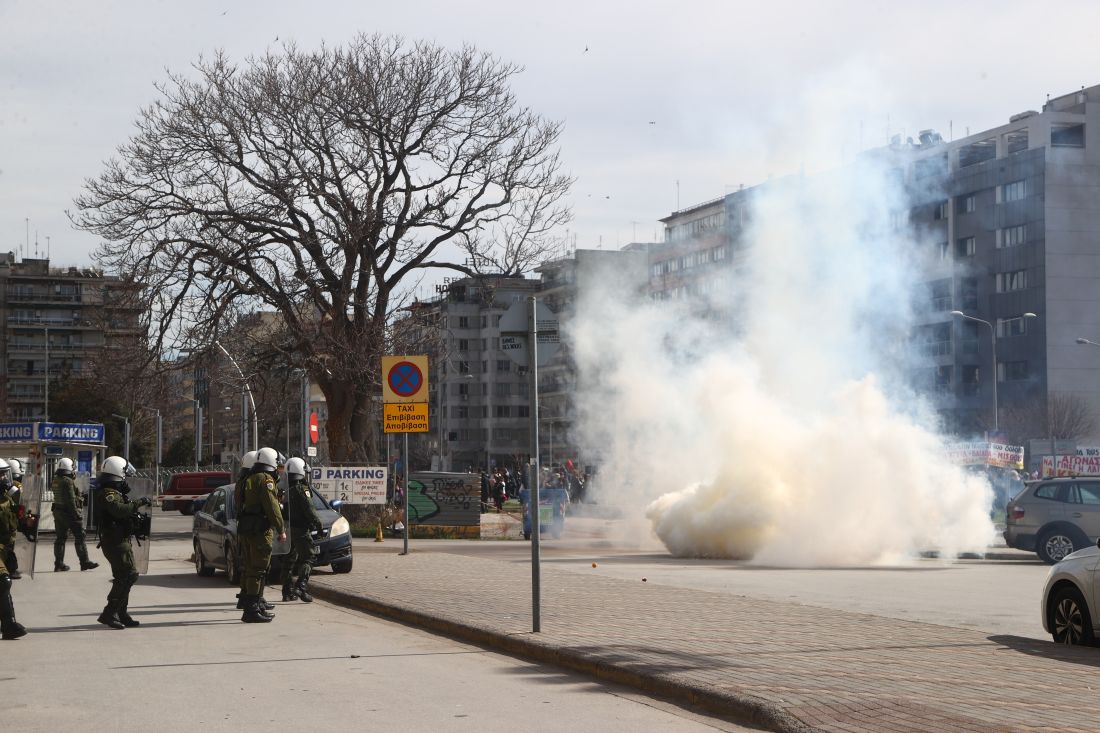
[653,83,1100,443]
[0,255,144,421]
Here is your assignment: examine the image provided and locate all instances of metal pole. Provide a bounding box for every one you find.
[195,401,203,468]
[215,340,259,451]
[125,419,131,464]
[155,410,162,497]
[990,323,999,434]
[301,373,309,459]
[528,295,541,633]
[401,432,409,555]
[437,372,444,471]
[43,326,49,422]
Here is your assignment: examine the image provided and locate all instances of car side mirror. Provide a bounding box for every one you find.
[331,499,344,513]
[214,510,227,523]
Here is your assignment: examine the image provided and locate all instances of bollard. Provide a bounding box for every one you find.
[375,522,384,543]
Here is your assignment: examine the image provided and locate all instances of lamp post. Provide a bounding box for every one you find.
[951,310,1037,433]
[110,413,131,464]
[215,340,258,452]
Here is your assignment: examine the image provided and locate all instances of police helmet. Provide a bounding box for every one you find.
[8,458,23,480]
[286,457,307,479]
[241,450,258,470]
[57,457,74,475]
[255,447,279,472]
[100,455,128,481]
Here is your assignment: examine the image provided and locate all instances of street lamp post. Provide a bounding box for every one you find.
[215,339,259,452]
[951,310,1036,433]
[110,413,131,464]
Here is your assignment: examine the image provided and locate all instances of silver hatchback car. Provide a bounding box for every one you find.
[1005,477,1100,563]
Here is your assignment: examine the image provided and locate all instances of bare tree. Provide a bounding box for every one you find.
[72,35,571,461]
[1047,392,1098,440]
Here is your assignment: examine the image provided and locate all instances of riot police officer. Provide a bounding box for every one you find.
[51,457,98,572]
[0,459,26,639]
[237,447,285,623]
[282,458,322,602]
[95,456,151,629]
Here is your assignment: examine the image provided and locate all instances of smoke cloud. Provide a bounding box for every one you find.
[569,82,995,565]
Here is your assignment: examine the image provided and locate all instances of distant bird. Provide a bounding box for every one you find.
[584,46,589,53]
[274,36,279,41]
[221,10,228,15]
[648,121,656,125]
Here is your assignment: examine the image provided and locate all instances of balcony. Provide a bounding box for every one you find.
[6,292,83,304]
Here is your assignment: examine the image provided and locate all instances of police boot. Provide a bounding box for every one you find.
[97,603,126,630]
[235,592,248,610]
[241,597,272,623]
[117,575,140,627]
[54,562,70,572]
[258,574,275,611]
[80,560,99,571]
[0,575,27,640]
[296,566,313,604]
[281,575,298,602]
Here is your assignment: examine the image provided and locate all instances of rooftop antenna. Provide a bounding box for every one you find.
[46,235,50,259]
[34,231,38,258]
[675,180,680,211]
[25,217,29,257]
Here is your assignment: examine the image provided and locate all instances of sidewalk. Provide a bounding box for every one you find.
[311,548,1095,733]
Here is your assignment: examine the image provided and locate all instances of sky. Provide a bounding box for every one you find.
[2,0,1098,270]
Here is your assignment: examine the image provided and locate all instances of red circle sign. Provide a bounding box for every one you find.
[309,413,319,444]
[387,361,425,398]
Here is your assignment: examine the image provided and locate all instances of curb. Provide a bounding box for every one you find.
[311,582,811,733]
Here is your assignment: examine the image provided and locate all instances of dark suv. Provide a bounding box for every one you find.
[1004,477,1100,563]
[191,484,353,583]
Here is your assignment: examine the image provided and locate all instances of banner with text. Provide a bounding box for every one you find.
[1040,446,1100,477]
[946,442,1025,470]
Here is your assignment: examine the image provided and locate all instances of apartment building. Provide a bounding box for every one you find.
[0,254,144,421]
[654,84,1100,441]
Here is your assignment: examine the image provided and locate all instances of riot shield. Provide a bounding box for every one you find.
[127,478,155,574]
[9,476,43,579]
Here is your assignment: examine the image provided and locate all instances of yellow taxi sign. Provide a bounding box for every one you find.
[384,403,429,434]
[381,355,429,404]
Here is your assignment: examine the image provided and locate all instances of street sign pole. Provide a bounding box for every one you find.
[528,295,541,633]
[403,432,410,555]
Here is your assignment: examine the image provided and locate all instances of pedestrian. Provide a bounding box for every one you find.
[0,459,27,640]
[237,447,286,623]
[281,458,322,603]
[94,456,151,629]
[50,457,98,572]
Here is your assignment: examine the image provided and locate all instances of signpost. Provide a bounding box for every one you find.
[500,298,559,633]
[381,355,429,555]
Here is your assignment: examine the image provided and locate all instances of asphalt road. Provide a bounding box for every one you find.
[5,516,755,733]
[383,513,1055,642]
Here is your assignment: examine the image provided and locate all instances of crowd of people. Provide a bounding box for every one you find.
[0,445,326,640]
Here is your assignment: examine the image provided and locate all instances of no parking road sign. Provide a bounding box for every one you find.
[382,355,429,404]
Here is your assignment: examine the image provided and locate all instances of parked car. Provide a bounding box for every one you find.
[1004,477,1100,563]
[191,484,353,583]
[163,471,232,515]
[1041,540,1100,645]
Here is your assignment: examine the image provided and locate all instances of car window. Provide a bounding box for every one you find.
[213,490,226,514]
[1033,483,1062,501]
[310,491,330,510]
[1077,482,1100,505]
[202,492,218,513]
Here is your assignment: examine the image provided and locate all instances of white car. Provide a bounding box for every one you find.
[1042,541,1100,644]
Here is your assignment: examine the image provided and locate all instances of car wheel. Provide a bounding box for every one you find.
[180,504,194,516]
[1051,586,1094,645]
[1038,529,1081,564]
[225,543,241,585]
[331,559,353,574]
[194,540,216,577]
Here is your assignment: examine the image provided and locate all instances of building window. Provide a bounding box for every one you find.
[457,339,469,351]
[961,278,979,310]
[929,279,952,311]
[496,359,511,373]
[454,405,468,419]
[1003,180,1027,202]
[960,321,980,355]
[517,405,530,418]
[998,361,1028,382]
[457,316,469,328]
[1004,128,1029,154]
[996,270,1028,292]
[495,405,510,418]
[1051,123,1085,147]
[495,382,510,398]
[997,225,1027,248]
[961,365,980,396]
[956,236,976,257]
[934,365,952,394]
[492,337,500,350]
[957,195,976,215]
[457,383,469,396]
[457,360,469,374]
[938,241,950,261]
[997,316,1029,337]
[934,201,949,220]
[921,322,952,356]
[481,315,487,328]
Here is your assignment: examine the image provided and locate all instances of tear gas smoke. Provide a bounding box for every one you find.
[570,106,994,565]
